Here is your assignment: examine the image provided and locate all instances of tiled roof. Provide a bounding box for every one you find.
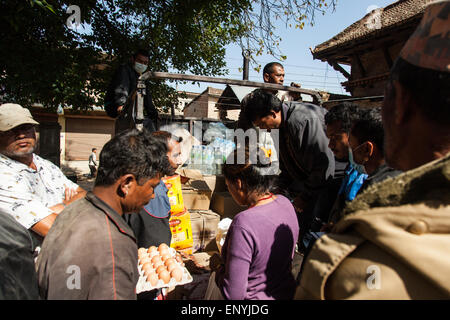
[313,0,432,56]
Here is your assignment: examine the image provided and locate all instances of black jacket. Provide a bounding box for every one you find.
[105,63,158,120]
[277,102,335,203]
[0,212,39,300]
[359,164,402,194]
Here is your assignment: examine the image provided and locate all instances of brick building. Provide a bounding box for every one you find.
[183,87,224,119]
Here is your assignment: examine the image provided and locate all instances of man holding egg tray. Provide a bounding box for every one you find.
[125,131,183,250]
[36,129,171,300]
[125,130,183,300]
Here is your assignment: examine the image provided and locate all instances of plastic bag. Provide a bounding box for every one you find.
[215,218,233,254]
[161,175,184,214]
[338,165,368,201]
[203,122,229,143]
[169,210,194,251]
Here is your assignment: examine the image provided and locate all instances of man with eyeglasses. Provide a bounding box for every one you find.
[0,103,86,245]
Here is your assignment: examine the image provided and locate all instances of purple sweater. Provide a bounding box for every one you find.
[216,195,299,300]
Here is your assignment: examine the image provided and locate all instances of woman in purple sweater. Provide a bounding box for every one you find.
[209,147,299,300]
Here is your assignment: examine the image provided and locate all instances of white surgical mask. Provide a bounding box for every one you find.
[134,62,147,74]
[348,147,366,174]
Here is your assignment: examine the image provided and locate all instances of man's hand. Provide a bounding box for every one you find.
[117,105,124,114]
[64,187,78,203]
[33,187,87,237]
[175,252,185,267]
[63,186,87,206]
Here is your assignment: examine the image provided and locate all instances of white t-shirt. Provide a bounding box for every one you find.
[89,152,97,166]
[0,153,79,229]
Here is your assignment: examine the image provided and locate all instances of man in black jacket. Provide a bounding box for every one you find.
[0,212,39,299]
[105,49,159,133]
[243,90,335,245]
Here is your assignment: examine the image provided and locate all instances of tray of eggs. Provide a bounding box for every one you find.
[136,243,192,293]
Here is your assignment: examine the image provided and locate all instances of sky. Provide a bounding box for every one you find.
[170,0,395,95]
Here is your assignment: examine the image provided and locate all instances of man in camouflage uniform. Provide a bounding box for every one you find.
[295,0,450,299]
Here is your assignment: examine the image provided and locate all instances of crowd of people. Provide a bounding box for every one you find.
[0,1,448,300]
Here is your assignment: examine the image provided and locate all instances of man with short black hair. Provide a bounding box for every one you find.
[37,129,171,300]
[309,102,365,230]
[105,49,159,133]
[263,62,303,102]
[324,108,402,227]
[238,61,304,131]
[243,89,335,245]
[348,108,401,193]
[325,102,363,163]
[263,62,285,89]
[125,131,183,249]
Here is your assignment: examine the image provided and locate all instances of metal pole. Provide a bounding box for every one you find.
[135,80,146,131]
[242,50,250,81]
[140,71,323,104]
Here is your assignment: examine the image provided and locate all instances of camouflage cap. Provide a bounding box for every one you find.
[399,0,450,72]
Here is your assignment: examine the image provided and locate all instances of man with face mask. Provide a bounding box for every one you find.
[324,108,402,228]
[348,108,402,194]
[308,102,367,233]
[105,49,159,133]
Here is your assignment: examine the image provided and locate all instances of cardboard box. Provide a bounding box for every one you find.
[190,210,221,253]
[211,192,246,219]
[178,168,212,211]
[177,168,203,180]
[182,189,211,211]
[202,174,227,194]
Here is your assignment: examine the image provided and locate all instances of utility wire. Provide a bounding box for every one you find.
[225,57,332,71]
